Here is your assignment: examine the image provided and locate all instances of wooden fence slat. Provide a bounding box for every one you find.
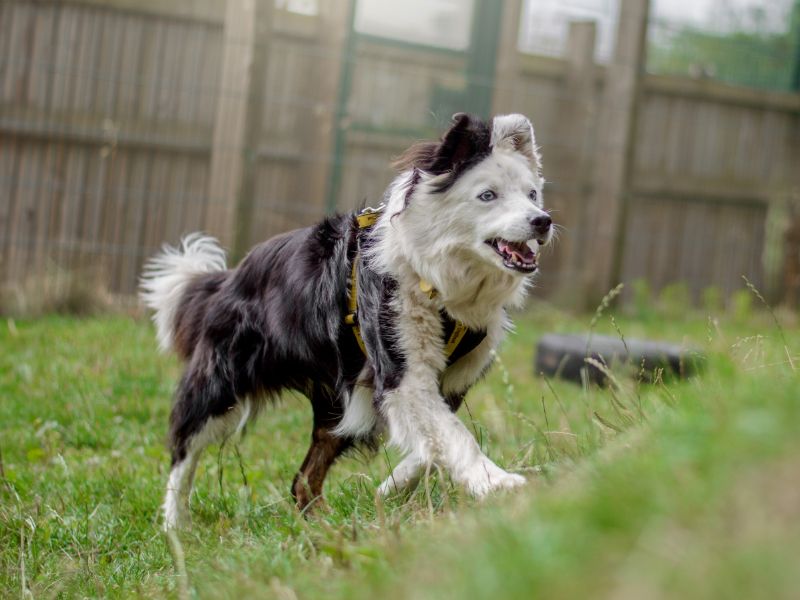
[0,140,20,282]
[163,155,189,243]
[119,151,150,294]
[182,157,208,236]
[172,21,195,124]
[159,21,186,122]
[0,3,15,92]
[95,10,123,118]
[81,149,108,268]
[71,5,100,115]
[60,146,89,276]
[143,152,170,254]
[3,2,34,104]
[176,22,202,125]
[51,5,82,114]
[196,26,222,127]
[9,143,43,284]
[114,16,143,119]
[101,149,129,292]
[138,17,166,121]
[27,5,57,110]
[32,143,57,275]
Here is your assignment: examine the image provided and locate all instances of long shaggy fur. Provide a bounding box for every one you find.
[143,113,554,529]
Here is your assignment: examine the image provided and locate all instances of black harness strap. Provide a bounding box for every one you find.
[440,313,487,366]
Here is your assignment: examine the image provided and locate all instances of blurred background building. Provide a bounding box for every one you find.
[0,0,798,310]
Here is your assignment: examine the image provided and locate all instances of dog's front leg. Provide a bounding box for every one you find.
[377,453,424,496]
[380,375,525,498]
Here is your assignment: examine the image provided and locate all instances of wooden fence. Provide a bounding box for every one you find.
[1,0,799,308]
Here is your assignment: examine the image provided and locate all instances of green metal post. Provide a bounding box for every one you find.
[464,0,504,118]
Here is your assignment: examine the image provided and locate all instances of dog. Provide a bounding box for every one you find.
[140,113,553,529]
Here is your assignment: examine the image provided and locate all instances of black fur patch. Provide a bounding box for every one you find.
[167,215,379,462]
[392,113,493,194]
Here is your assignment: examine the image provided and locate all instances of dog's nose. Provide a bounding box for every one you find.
[531,215,552,236]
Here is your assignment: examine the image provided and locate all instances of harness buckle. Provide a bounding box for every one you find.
[356,204,385,229]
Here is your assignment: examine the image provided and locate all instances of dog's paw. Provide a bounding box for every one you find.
[377,477,399,497]
[377,456,424,497]
[297,496,331,517]
[377,468,421,497]
[463,459,526,498]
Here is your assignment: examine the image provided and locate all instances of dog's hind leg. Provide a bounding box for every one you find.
[163,369,250,530]
[163,445,200,530]
[291,426,351,512]
[292,389,352,512]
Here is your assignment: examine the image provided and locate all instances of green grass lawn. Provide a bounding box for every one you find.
[1,299,798,599]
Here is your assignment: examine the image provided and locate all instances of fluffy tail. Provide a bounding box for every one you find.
[139,233,227,353]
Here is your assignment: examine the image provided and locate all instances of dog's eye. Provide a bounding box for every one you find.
[478,190,497,202]
[529,189,538,202]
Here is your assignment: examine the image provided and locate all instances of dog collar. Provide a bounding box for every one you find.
[346,206,485,365]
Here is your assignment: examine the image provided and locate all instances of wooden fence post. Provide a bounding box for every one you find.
[784,207,800,307]
[555,20,598,303]
[583,0,649,302]
[304,1,351,217]
[562,21,597,165]
[206,0,273,253]
[491,0,522,114]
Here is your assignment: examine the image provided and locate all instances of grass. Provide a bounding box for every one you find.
[0,299,798,599]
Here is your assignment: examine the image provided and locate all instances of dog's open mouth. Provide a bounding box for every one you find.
[486,238,538,273]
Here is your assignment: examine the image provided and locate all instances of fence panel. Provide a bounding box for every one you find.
[0,0,224,298]
[0,0,798,306]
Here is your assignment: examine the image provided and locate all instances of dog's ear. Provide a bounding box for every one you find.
[393,113,488,175]
[491,114,541,171]
[428,113,482,173]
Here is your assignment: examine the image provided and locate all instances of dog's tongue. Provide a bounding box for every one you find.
[499,240,535,263]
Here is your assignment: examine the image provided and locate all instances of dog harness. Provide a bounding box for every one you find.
[345,206,487,366]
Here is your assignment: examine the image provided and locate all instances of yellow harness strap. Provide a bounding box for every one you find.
[346,206,470,362]
[346,209,381,355]
[444,320,468,357]
[346,255,367,355]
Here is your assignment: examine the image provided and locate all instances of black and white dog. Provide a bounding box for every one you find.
[141,113,553,529]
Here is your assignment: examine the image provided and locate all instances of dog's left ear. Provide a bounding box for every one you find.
[491,114,541,172]
[430,112,484,173]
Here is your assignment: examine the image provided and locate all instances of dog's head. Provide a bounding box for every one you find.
[390,113,551,281]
